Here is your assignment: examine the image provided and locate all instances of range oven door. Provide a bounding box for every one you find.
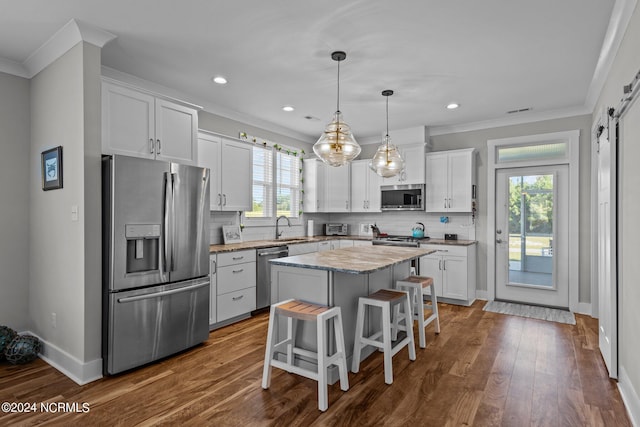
[105,277,209,375]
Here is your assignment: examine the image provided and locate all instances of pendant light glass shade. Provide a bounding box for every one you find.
[313,111,361,167]
[369,135,404,177]
[313,51,361,167]
[369,89,404,177]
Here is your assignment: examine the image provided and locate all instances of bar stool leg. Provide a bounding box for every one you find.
[333,311,350,391]
[415,286,427,348]
[430,283,441,334]
[381,301,394,385]
[262,303,278,389]
[404,294,416,361]
[352,298,366,373]
[316,313,328,411]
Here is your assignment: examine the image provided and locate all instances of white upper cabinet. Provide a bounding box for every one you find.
[382,143,426,185]
[102,79,198,165]
[351,160,382,212]
[302,159,326,213]
[198,132,252,211]
[425,148,476,212]
[324,164,351,212]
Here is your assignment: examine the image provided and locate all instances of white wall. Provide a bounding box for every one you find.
[0,72,31,331]
[29,41,102,382]
[593,2,640,422]
[430,115,592,301]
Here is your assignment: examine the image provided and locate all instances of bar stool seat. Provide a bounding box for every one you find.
[262,299,349,411]
[396,276,440,348]
[352,289,416,384]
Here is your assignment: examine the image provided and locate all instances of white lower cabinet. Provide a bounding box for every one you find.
[288,242,319,255]
[215,249,256,322]
[419,244,476,305]
[318,240,343,251]
[209,255,217,327]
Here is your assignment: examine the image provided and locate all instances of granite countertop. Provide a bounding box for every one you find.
[209,235,477,254]
[269,245,435,274]
[209,235,369,253]
[423,239,477,246]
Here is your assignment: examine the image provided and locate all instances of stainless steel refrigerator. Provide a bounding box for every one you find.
[102,155,210,375]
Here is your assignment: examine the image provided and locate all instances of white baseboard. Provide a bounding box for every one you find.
[619,365,640,427]
[25,331,103,386]
[576,302,592,316]
[475,290,488,300]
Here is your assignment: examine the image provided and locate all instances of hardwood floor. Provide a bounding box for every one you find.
[0,301,631,426]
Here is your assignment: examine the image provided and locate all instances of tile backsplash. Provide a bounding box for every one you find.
[208,210,476,244]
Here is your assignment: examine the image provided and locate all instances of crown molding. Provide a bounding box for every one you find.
[0,19,116,79]
[0,57,29,78]
[585,0,638,110]
[429,105,591,136]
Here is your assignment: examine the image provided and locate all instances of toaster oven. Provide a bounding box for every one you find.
[324,223,348,236]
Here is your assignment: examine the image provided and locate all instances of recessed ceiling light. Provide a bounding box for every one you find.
[282,105,295,112]
[212,76,227,85]
[446,103,460,110]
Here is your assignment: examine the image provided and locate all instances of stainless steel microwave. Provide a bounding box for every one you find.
[380,184,425,211]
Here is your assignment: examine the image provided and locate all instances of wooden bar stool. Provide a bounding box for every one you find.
[396,276,440,348]
[262,299,349,412]
[352,289,416,385]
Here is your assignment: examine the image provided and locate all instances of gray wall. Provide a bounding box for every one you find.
[593,1,640,413]
[199,110,313,152]
[0,72,31,331]
[430,114,592,302]
[29,41,102,365]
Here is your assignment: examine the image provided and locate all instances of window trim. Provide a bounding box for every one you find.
[243,141,303,227]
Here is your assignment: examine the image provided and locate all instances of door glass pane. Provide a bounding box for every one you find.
[508,174,553,287]
[497,142,567,163]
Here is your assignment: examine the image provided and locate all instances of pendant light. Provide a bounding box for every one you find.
[313,51,361,167]
[369,90,404,177]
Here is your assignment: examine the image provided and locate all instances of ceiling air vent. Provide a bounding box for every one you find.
[507,107,532,114]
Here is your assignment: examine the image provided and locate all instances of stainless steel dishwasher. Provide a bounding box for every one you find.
[256,246,288,310]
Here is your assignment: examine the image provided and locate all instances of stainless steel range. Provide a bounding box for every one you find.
[372,235,430,247]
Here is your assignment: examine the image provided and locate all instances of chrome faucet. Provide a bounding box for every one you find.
[275,215,291,239]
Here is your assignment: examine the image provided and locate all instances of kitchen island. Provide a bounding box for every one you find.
[269,245,435,383]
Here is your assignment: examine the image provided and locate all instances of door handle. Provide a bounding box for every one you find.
[223,194,227,206]
[232,269,244,274]
[149,138,155,154]
[496,239,503,244]
[156,139,161,154]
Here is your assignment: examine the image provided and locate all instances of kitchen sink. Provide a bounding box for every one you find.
[267,238,309,243]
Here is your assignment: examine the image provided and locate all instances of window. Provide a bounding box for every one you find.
[245,143,301,224]
[246,146,273,218]
[276,150,301,218]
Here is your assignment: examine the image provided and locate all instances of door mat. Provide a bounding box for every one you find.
[483,300,576,325]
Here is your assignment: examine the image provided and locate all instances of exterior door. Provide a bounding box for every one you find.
[495,165,569,308]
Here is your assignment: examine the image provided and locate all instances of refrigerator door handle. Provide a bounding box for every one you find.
[117,280,209,303]
[163,172,174,273]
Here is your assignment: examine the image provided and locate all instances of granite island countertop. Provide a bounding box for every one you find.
[269,245,435,274]
[209,235,370,253]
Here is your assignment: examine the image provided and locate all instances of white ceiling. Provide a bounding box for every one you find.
[0,0,616,142]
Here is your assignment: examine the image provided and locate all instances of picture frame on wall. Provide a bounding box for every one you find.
[41,146,63,191]
[222,225,242,244]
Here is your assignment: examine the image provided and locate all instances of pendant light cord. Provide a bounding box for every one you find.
[336,59,340,113]
[386,95,389,142]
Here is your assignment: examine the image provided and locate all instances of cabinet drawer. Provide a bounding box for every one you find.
[421,244,468,257]
[217,262,256,294]
[217,287,256,322]
[217,249,256,266]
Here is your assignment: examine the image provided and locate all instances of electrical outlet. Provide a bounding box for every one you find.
[51,312,57,328]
